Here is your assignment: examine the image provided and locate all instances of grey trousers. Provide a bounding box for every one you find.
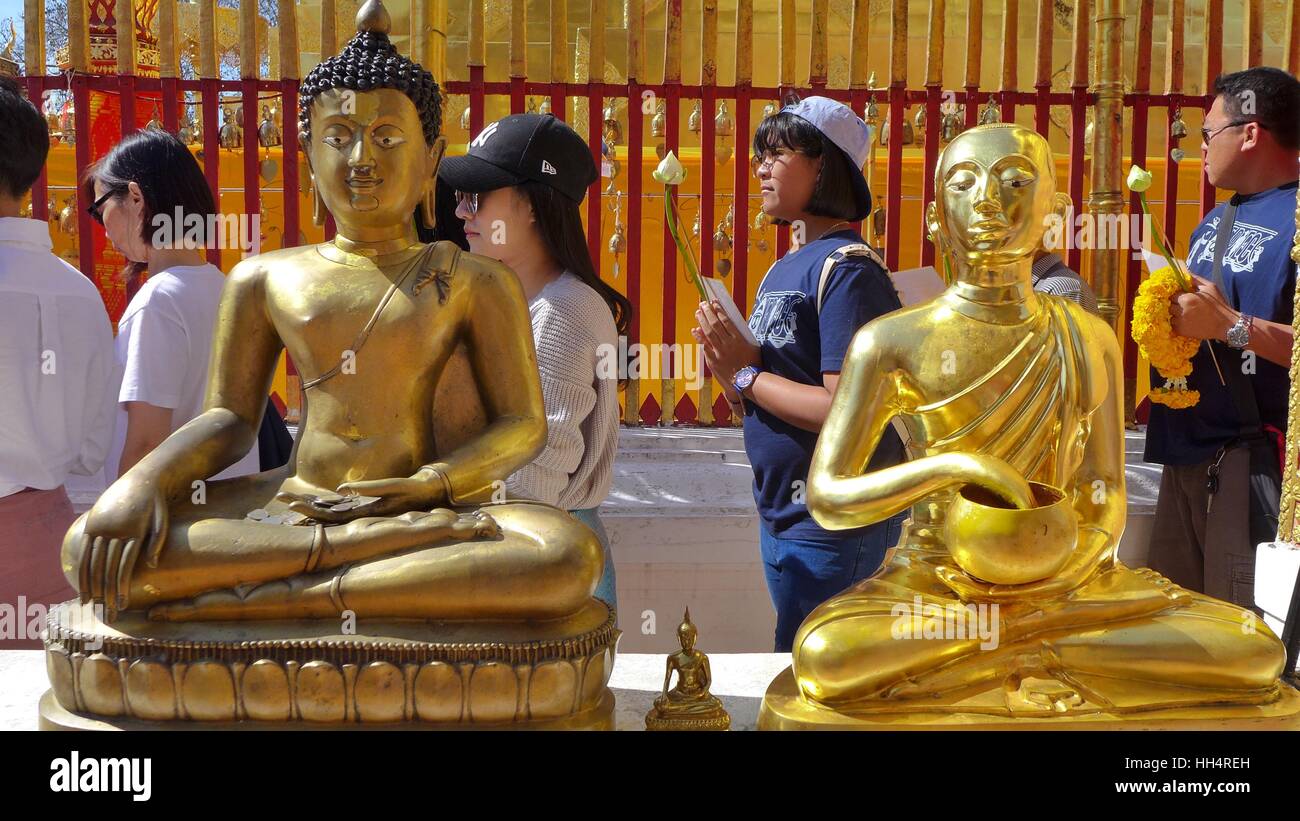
[1146,446,1260,612]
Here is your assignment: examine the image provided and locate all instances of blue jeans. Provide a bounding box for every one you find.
[759,513,905,653]
[570,507,617,616]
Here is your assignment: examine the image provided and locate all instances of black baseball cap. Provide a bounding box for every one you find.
[439,113,598,204]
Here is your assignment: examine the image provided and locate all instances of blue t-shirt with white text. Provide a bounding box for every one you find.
[742,230,906,541]
[1145,181,1297,466]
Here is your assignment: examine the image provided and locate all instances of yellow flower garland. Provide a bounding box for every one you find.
[1131,266,1200,408]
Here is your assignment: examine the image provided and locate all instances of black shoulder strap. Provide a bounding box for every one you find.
[1209,203,1263,437]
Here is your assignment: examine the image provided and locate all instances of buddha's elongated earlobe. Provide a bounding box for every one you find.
[420,136,447,231]
[926,199,956,283]
[300,132,326,227]
[419,181,436,230]
[311,179,326,226]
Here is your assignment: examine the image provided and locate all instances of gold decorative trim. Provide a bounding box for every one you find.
[45,606,619,668]
[645,714,731,731]
[44,603,620,726]
[1277,184,1300,542]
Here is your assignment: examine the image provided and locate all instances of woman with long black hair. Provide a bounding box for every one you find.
[439,113,630,612]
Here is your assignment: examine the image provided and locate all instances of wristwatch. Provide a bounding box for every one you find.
[732,365,762,395]
[1225,312,1253,350]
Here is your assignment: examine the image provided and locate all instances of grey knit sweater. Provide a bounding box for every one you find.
[505,271,620,510]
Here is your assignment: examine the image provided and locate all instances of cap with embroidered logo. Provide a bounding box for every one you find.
[438,113,598,203]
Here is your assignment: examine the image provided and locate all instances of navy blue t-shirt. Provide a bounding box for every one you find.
[1144,181,1298,466]
[742,229,906,541]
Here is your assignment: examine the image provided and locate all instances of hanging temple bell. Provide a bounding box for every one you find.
[940,100,964,143]
[1170,108,1188,163]
[602,102,621,145]
[258,105,283,148]
[715,101,735,165]
[652,100,668,160]
[979,96,1002,125]
[687,99,702,134]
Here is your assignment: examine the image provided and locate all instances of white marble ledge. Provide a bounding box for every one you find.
[1257,541,1300,640]
[0,650,792,731]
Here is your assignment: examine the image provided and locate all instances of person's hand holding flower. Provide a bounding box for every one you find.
[1171,275,1237,341]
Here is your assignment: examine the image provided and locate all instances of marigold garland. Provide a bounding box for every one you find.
[1126,164,1201,410]
[1131,266,1200,408]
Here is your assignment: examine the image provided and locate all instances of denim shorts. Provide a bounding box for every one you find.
[759,513,905,653]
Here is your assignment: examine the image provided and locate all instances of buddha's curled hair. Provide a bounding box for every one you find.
[298,29,442,146]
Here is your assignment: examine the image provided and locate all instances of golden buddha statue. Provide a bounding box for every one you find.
[40,0,617,729]
[759,123,1300,729]
[645,610,730,731]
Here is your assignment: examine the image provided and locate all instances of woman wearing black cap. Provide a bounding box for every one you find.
[439,113,632,613]
[693,97,907,653]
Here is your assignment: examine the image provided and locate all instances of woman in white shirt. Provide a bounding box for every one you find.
[439,113,630,612]
[81,129,260,480]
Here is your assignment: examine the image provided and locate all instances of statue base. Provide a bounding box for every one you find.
[644,698,731,731]
[41,600,619,729]
[757,666,1300,730]
[644,712,730,731]
[37,689,614,730]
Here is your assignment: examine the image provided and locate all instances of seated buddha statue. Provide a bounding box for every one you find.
[59,1,603,632]
[644,609,730,730]
[771,123,1290,721]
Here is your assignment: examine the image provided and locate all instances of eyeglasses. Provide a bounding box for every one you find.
[750,149,794,178]
[1200,120,1252,143]
[454,190,479,215]
[87,189,118,225]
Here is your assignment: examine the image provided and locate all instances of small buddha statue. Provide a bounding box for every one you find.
[45,0,614,728]
[645,610,730,731]
[759,123,1296,728]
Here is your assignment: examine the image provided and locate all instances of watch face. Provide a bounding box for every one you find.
[1227,316,1251,348]
[735,368,755,390]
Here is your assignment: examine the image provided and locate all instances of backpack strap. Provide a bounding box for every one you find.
[1208,203,1265,441]
[816,242,886,314]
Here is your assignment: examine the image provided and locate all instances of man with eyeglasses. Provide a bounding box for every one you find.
[1145,66,1300,612]
[0,77,118,645]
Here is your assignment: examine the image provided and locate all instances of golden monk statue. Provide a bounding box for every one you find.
[40,0,616,729]
[759,123,1299,729]
[645,610,730,730]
